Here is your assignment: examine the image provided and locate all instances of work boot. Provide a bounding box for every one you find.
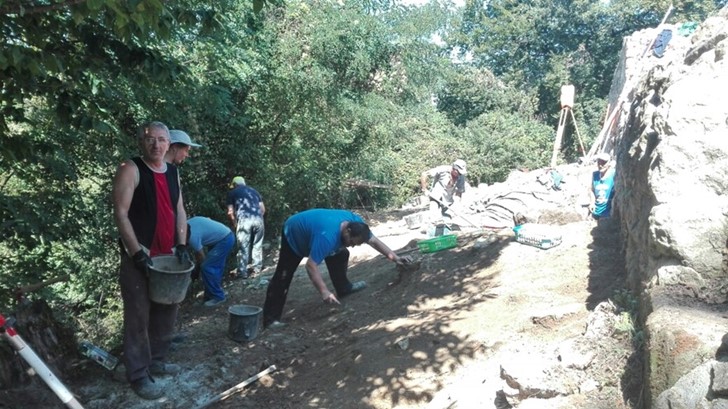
[149,360,181,376]
[265,320,287,330]
[203,297,226,307]
[131,376,163,400]
[339,281,367,298]
[350,280,367,293]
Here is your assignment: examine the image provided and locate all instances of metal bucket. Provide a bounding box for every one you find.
[228,305,262,342]
[148,256,194,304]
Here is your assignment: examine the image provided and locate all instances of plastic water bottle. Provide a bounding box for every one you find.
[427,224,451,238]
[79,341,119,370]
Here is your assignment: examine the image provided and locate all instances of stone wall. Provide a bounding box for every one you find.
[608,6,728,408]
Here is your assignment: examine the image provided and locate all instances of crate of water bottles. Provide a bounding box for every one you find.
[512,223,562,250]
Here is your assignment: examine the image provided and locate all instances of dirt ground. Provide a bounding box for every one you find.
[4,207,636,409]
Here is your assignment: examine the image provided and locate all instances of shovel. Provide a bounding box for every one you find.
[427,193,480,228]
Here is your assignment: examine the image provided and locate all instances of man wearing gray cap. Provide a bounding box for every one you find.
[165,130,202,166]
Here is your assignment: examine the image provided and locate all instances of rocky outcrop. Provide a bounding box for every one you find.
[609,5,728,408]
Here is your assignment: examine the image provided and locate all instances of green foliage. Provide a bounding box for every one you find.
[0,0,180,145]
[614,311,635,335]
[0,0,241,340]
[461,111,553,184]
[613,288,638,314]
[436,64,538,126]
[612,288,644,348]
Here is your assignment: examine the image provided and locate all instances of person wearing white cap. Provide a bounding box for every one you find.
[420,159,468,222]
[164,130,202,166]
[226,176,265,279]
[588,152,616,219]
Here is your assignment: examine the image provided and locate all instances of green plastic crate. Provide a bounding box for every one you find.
[418,234,457,253]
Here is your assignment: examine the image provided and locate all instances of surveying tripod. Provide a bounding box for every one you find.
[550,85,586,168]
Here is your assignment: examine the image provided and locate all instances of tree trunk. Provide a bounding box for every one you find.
[0,299,80,389]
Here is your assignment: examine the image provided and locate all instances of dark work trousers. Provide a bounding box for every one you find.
[263,230,353,326]
[119,253,179,382]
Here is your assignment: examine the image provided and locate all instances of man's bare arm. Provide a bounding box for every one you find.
[367,236,411,265]
[112,160,141,256]
[305,258,340,304]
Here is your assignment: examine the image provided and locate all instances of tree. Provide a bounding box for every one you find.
[436,64,538,127]
[0,0,251,333]
[450,0,722,160]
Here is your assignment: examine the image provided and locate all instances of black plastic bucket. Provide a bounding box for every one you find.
[228,305,262,342]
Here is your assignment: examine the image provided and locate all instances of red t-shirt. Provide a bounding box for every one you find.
[149,172,176,256]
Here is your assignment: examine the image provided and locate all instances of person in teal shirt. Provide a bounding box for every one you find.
[262,209,411,329]
[589,152,616,219]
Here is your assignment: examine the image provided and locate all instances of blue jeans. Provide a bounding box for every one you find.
[202,232,235,301]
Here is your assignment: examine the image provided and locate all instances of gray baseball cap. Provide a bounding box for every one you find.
[169,130,202,147]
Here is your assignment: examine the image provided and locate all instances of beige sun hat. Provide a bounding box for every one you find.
[452,159,467,175]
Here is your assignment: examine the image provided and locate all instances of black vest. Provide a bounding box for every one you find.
[127,157,180,249]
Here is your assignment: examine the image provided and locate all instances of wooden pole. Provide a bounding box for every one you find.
[586,102,622,160]
[568,109,586,157]
[15,275,70,304]
[16,275,69,294]
[193,365,277,409]
[550,108,569,168]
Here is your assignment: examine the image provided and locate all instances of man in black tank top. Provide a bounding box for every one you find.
[112,121,189,400]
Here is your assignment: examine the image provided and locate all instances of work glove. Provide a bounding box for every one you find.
[132,249,153,275]
[174,244,191,265]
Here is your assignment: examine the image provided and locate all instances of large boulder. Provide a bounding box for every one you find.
[609,5,728,407]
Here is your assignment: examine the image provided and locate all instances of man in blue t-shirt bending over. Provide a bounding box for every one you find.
[263,208,411,329]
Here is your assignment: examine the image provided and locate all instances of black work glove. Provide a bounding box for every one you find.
[132,249,153,275]
[174,244,191,265]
